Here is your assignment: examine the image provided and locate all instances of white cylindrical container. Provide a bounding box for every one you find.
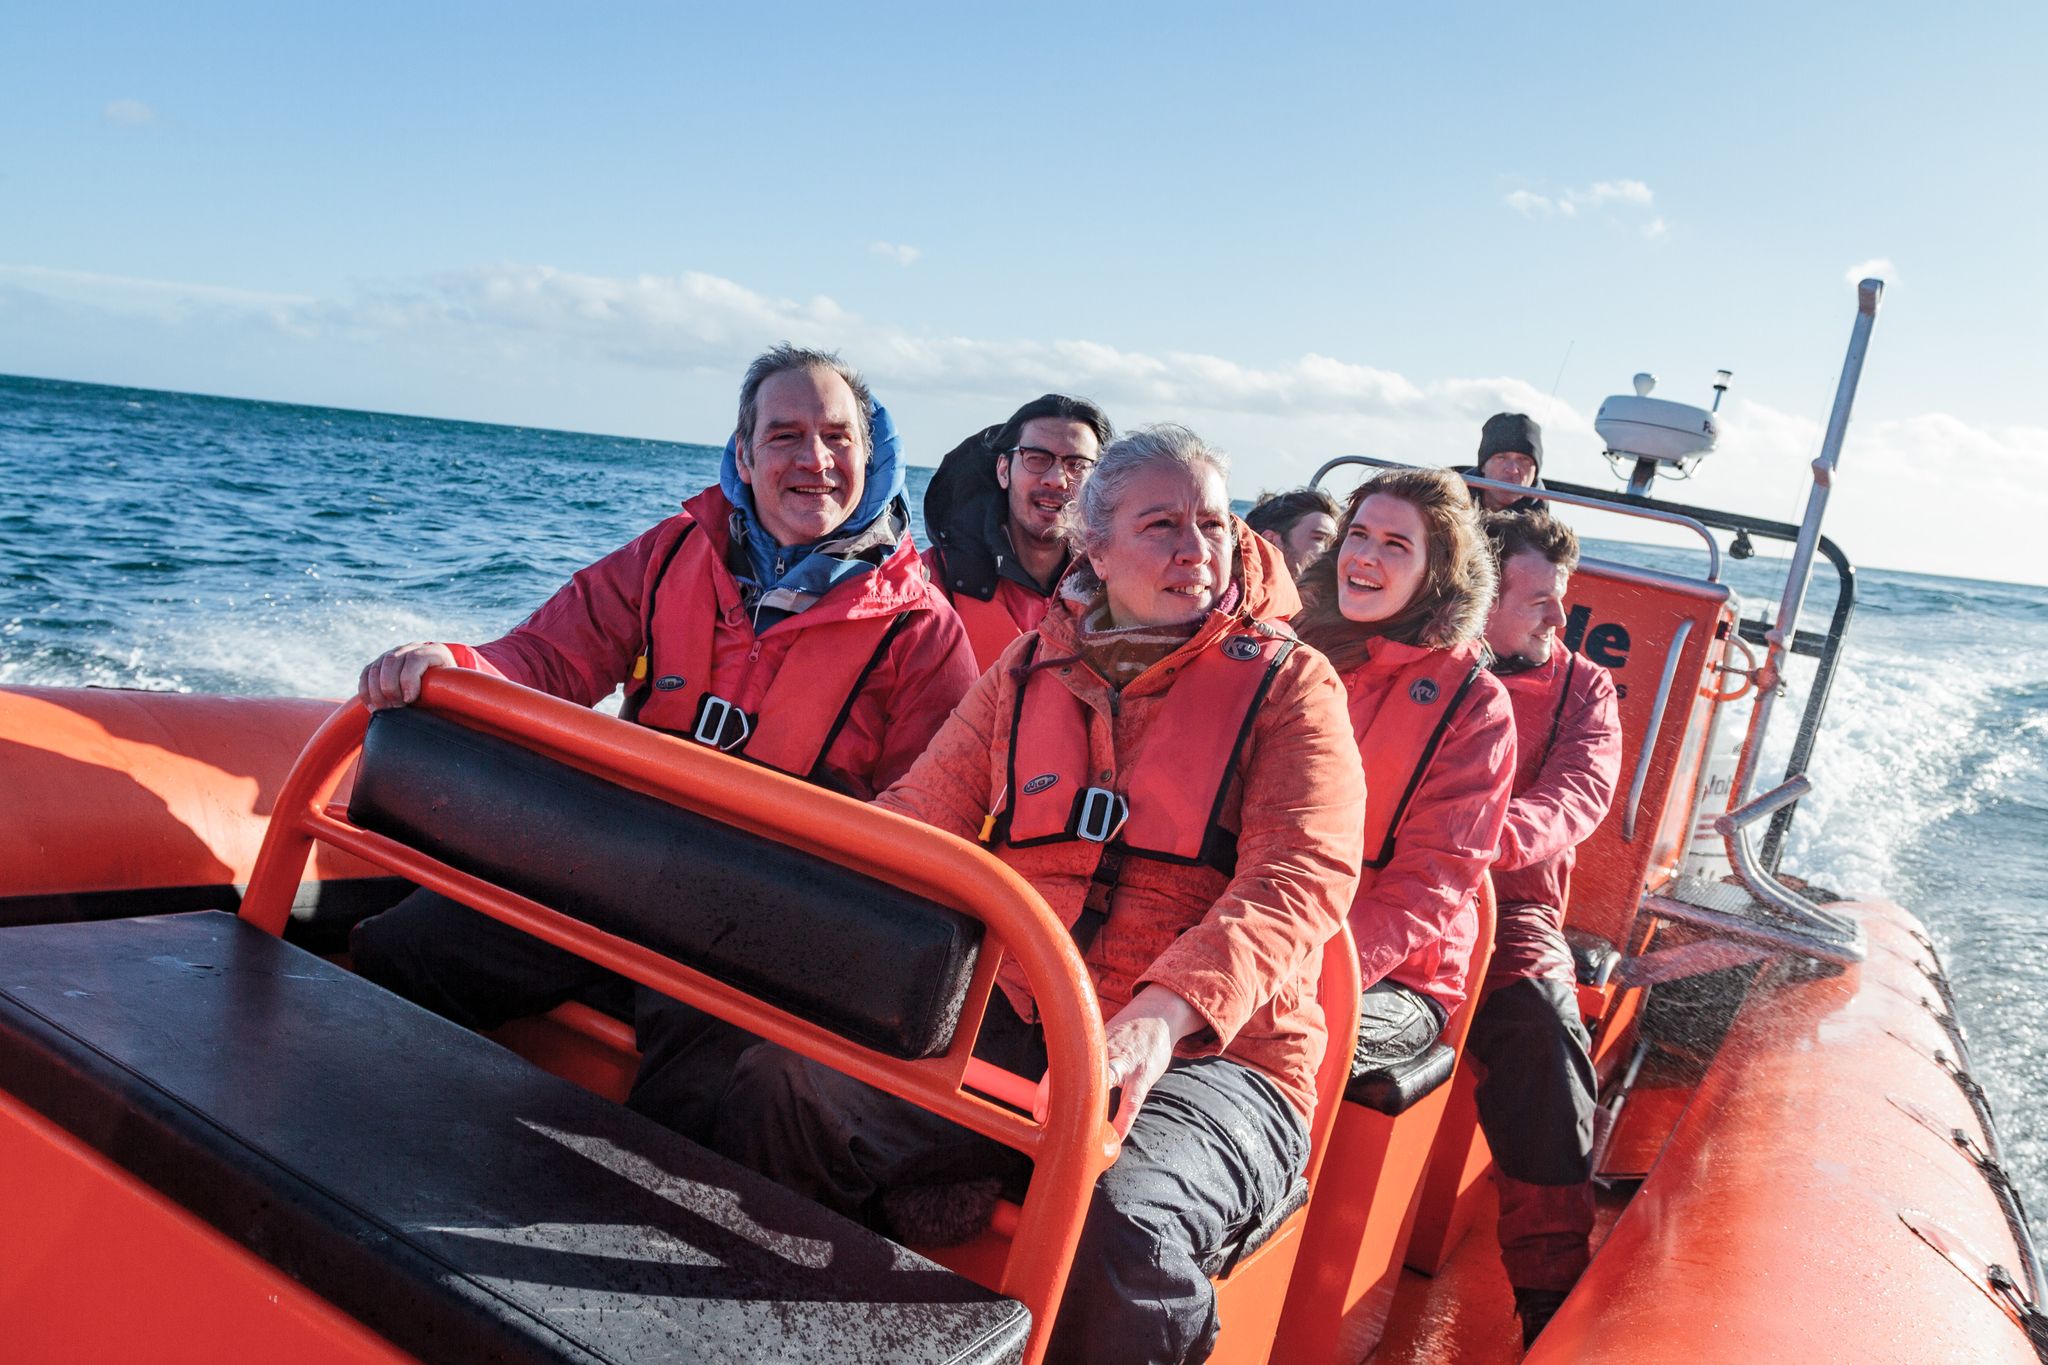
[1681,687,1748,882]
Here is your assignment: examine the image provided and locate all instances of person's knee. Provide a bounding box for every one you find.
[1051,1192,1210,1363]
[713,1044,845,1155]
[348,906,420,992]
[1353,980,1444,1072]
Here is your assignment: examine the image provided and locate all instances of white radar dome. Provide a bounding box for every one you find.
[1595,372,1719,468]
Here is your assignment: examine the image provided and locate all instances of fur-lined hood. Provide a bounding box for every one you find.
[1294,530,1497,672]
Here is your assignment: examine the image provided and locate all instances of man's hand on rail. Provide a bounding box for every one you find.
[359,642,458,710]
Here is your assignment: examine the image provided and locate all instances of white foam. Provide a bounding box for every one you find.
[1762,631,2041,900]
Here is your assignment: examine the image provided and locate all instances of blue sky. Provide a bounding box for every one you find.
[5,2,2045,582]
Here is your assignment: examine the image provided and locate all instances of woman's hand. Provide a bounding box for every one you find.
[1100,986,1204,1138]
[358,642,458,710]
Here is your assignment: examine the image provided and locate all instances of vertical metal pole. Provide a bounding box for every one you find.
[1728,279,1884,808]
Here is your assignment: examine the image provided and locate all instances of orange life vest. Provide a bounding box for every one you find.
[620,523,906,782]
[1357,645,1486,871]
[954,591,1028,674]
[993,626,1295,873]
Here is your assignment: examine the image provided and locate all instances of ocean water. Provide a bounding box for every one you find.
[6,372,2045,1221]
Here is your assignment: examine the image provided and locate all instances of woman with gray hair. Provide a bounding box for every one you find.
[710,425,1368,1363]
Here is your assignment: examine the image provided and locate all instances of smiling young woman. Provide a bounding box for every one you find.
[1294,467,1518,1085]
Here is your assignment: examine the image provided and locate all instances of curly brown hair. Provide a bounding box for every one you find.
[1295,467,1497,673]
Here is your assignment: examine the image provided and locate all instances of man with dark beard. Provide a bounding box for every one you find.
[922,394,1113,670]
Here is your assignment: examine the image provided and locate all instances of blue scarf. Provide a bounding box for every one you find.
[719,399,905,607]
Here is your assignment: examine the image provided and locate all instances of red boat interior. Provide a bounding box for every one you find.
[9,556,2013,1365]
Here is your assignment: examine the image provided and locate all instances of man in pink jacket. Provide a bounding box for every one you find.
[1472,509,1623,1345]
[348,345,978,1139]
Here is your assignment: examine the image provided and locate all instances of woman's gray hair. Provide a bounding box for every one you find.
[1059,423,1231,555]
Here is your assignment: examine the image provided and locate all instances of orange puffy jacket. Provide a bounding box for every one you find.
[875,528,1363,1123]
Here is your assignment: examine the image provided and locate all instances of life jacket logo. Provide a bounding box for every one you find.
[1022,773,1060,796]
[654,675,686,691]
[1222,634,1262,661]
[1410,678,1440,704]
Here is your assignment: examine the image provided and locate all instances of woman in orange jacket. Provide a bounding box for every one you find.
[1294,467,1517,1077]
[710,425,1368,1364]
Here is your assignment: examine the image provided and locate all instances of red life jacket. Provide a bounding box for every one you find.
[954,591,1028,675]
[1357,645,1486,872]
[619,523,906,782]
[993,626,1296,873]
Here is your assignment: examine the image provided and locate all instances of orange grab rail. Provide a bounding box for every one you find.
[238,669,1118,1364]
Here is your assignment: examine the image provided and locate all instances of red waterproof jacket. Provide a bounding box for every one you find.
[441,486,979,800]
[876,532,1362,1122]
[1341,640,1516,1018]
[1488,648,1622,985]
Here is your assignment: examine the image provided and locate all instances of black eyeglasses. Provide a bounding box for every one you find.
[1006,446,1097,478]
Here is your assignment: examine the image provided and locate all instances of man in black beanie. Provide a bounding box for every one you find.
[1465,412,1546,512]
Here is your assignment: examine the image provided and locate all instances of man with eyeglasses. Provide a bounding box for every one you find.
[922,394,1115,670]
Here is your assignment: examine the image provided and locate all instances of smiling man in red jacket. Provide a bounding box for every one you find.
[1473,508,1623,1346]
[348,344,978,1140]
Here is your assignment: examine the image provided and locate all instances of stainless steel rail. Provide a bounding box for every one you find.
[1715,776,1864,949]
[1621,618,1693,842]
[1712,282,1882,959]
[1640,893,1863,967]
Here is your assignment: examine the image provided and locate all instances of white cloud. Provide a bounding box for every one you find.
[1644,216,1669,240]
[102,99,155,126]
[6,257,2043,583]
[1504,178,1661,229]
[1505,189,1558,217]
[1845,256,1897,287]
[869,241,921,267]
[1578,179,1653,208]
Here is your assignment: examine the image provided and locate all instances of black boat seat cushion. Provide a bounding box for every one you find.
[1345,1041,1457,1115]
[0,912,1030,1365]
[1566,928,1622,989]
[349,708,983,1060]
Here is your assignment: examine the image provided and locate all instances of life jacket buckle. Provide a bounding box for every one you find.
[1071,786,1130,844]
[691,694,753,752]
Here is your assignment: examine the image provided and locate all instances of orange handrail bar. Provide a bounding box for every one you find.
[239,669,1117,1364]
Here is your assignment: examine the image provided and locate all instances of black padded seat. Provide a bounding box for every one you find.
[350,708,984,1060]
[0,912,1030,1365]
[1565,928,1622,989]
[1344,1041,1457,1115]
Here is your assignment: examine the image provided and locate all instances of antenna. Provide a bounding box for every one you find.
[1550,341,1576,397]
[1712,369,1733,412]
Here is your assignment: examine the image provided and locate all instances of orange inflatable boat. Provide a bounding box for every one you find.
[0,283,2040,1363]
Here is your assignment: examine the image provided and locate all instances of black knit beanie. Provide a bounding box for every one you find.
[1477,412,1543,474]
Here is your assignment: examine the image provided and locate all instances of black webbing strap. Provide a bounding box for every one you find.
[620,521,697,725]
[804,611,916,792]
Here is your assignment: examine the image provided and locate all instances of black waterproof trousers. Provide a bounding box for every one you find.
[348,887,758,1141]
[1465,973,1598,1291]
[710,991,1308,1365]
